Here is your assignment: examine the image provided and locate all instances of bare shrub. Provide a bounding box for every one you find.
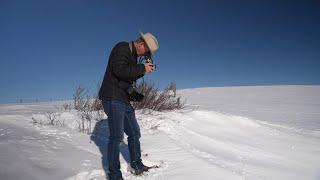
[92,98,102,111]
[46,112,58,125]
[31,112,64,127]
[45,112,64,126]
[62,102,72,111]
[31,116,43,125]
[168,81,177,97]
[132,80,184,112]
[75,94,91,134]
[94,109,105,121]
[81,95,95,134]
[73,85,88,111]
[92,81,103,111]
[73,84,102,134]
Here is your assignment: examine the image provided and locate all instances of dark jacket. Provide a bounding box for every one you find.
[98,41,145,103]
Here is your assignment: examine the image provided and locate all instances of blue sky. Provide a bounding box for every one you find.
[0,0,319,103]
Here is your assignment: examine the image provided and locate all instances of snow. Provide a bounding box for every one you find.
[179,85,320,131]
[0,85,319,180]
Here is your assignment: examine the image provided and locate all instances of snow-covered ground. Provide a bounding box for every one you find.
[0,85,319,180]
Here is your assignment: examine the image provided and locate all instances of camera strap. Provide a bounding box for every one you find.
[128,41,138,88]
[129,41,133,55]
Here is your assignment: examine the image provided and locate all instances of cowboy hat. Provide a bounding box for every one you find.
[139,31,159,55]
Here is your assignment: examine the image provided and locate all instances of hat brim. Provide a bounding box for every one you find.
[139,31,155,55]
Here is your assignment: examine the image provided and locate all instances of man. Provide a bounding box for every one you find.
[98,32,159,180]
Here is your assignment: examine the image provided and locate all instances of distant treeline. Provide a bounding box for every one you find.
[0,97,72,104]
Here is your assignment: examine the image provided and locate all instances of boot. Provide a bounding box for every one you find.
[107,173,124,180]
[130,160,149,175]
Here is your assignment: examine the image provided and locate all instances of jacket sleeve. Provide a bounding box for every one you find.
[111,47,146,81]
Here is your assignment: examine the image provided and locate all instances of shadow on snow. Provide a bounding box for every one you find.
[90,119,131,176]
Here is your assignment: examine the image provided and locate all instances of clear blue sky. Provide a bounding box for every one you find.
[0,0,319,103]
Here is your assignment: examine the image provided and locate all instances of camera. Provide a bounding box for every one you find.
[127,85,144,102]
[144,53,156,70]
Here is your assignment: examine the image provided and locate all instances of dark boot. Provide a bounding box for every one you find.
[130,159,149,175]
[107,176,124,180]
[107,173,124,180]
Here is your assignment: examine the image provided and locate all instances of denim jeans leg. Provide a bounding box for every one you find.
[124,104,142,166]
[102,100,125,179]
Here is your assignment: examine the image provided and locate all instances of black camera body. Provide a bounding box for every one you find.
[127,85,144,102]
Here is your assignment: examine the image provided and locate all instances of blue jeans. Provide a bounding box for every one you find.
[102,100,142,179]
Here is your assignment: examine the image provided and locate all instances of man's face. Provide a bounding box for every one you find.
[136,41,150,56]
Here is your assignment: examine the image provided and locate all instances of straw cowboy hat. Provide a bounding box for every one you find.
[139,31,159,55]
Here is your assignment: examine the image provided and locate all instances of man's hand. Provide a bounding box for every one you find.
[144,63,155,74]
